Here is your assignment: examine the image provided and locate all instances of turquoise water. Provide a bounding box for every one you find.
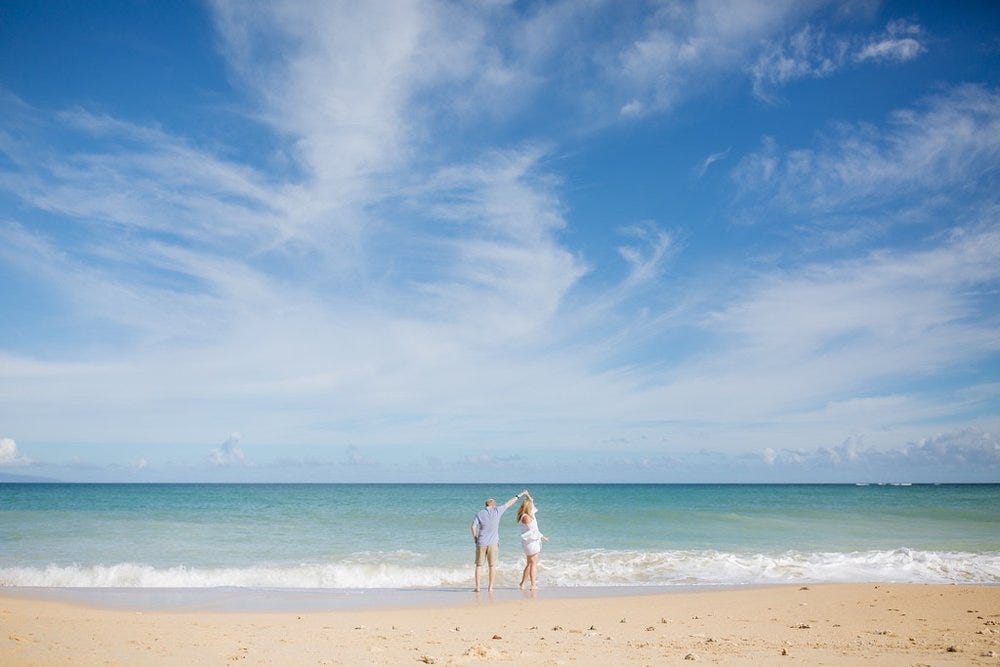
[1,483,998,588]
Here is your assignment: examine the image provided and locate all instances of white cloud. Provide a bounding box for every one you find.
[677,222,1000,421]
[750,24,844,100]
[460,453,523,467]
[406,147,588,341]
[211,0,420,186]
[762,447,777,466]
[0,4,995,482]
[733,85,1000,230]
[854,37,923,63]
[0,1,592,355]
[208,433,246,467]
[895,429,1000,467]
[208,0,543,199]
[619,100,644,117]
[0,438,31,466]
[695,148,732,178]
[855,19,925,63]
[2,107,290,252]
[0,4,593,453]
[616,222,675,289]
[762,428,1000,472]
[615,0,814,116]
[343,445,376,467]
[750,20,925,101]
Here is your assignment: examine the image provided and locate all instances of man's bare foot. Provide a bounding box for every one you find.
[473,588,480,592]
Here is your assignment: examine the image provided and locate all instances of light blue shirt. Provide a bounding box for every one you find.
[474,505,508,546]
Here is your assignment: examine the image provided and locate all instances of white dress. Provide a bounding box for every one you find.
[520,506,543,556]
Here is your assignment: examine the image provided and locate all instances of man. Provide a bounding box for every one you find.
[471,489,528,592]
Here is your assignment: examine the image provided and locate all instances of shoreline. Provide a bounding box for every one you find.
[0,583,747,613]
[3,583,998,665]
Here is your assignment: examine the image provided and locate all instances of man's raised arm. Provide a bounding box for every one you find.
[503,489,529,509]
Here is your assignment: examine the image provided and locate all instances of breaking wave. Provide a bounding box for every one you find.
[2,548,997,588]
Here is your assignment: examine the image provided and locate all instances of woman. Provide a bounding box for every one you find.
[516,492,548,589]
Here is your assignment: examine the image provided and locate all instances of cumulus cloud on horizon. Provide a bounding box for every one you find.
[0,437,31,466]
[762,428,1000,473]
[343,445,377,467]
[208,433,246,467]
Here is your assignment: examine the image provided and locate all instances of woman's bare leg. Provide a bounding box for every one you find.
[528,554,539,589]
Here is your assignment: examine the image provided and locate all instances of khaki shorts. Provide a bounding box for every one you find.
[475,543,498,566]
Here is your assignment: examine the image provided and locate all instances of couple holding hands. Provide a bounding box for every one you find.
[470,489,548,592]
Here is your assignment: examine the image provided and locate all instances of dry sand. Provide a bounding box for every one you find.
[2,584,999,665]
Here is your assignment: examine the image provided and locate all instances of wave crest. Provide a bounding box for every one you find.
[2,548,997,588]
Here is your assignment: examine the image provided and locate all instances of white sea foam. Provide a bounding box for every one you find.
[1,548,997,589]
[0,561,473,589]
[541,548,1000,586]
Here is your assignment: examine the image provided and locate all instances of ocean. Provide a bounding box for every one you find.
[2,483,998,591]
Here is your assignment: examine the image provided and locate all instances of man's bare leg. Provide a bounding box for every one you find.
[474,564,482,592]
[487,564,496,592]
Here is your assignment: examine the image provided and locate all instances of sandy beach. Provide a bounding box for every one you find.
[2,584,998,665]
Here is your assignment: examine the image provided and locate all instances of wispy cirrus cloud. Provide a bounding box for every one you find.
[695,223,1000,405]
[589,225,999,467]
[855,19,926,63]
[616,222,676,289]
[695,148,732,178]
[649,84,1000,452]
[750,19,926,102]
[732,84,1000,242]
[1,107,288,250]
[0,2,609,453]
[6,81,995,460]
[538,85,998,461]
[614,0,817,117]
[0,2,996,483]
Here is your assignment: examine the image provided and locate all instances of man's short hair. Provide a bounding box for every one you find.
[485,498,496,507]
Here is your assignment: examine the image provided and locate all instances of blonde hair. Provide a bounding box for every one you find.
[516,498,534,523]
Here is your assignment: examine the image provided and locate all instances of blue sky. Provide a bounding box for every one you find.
[1,0,998,482]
